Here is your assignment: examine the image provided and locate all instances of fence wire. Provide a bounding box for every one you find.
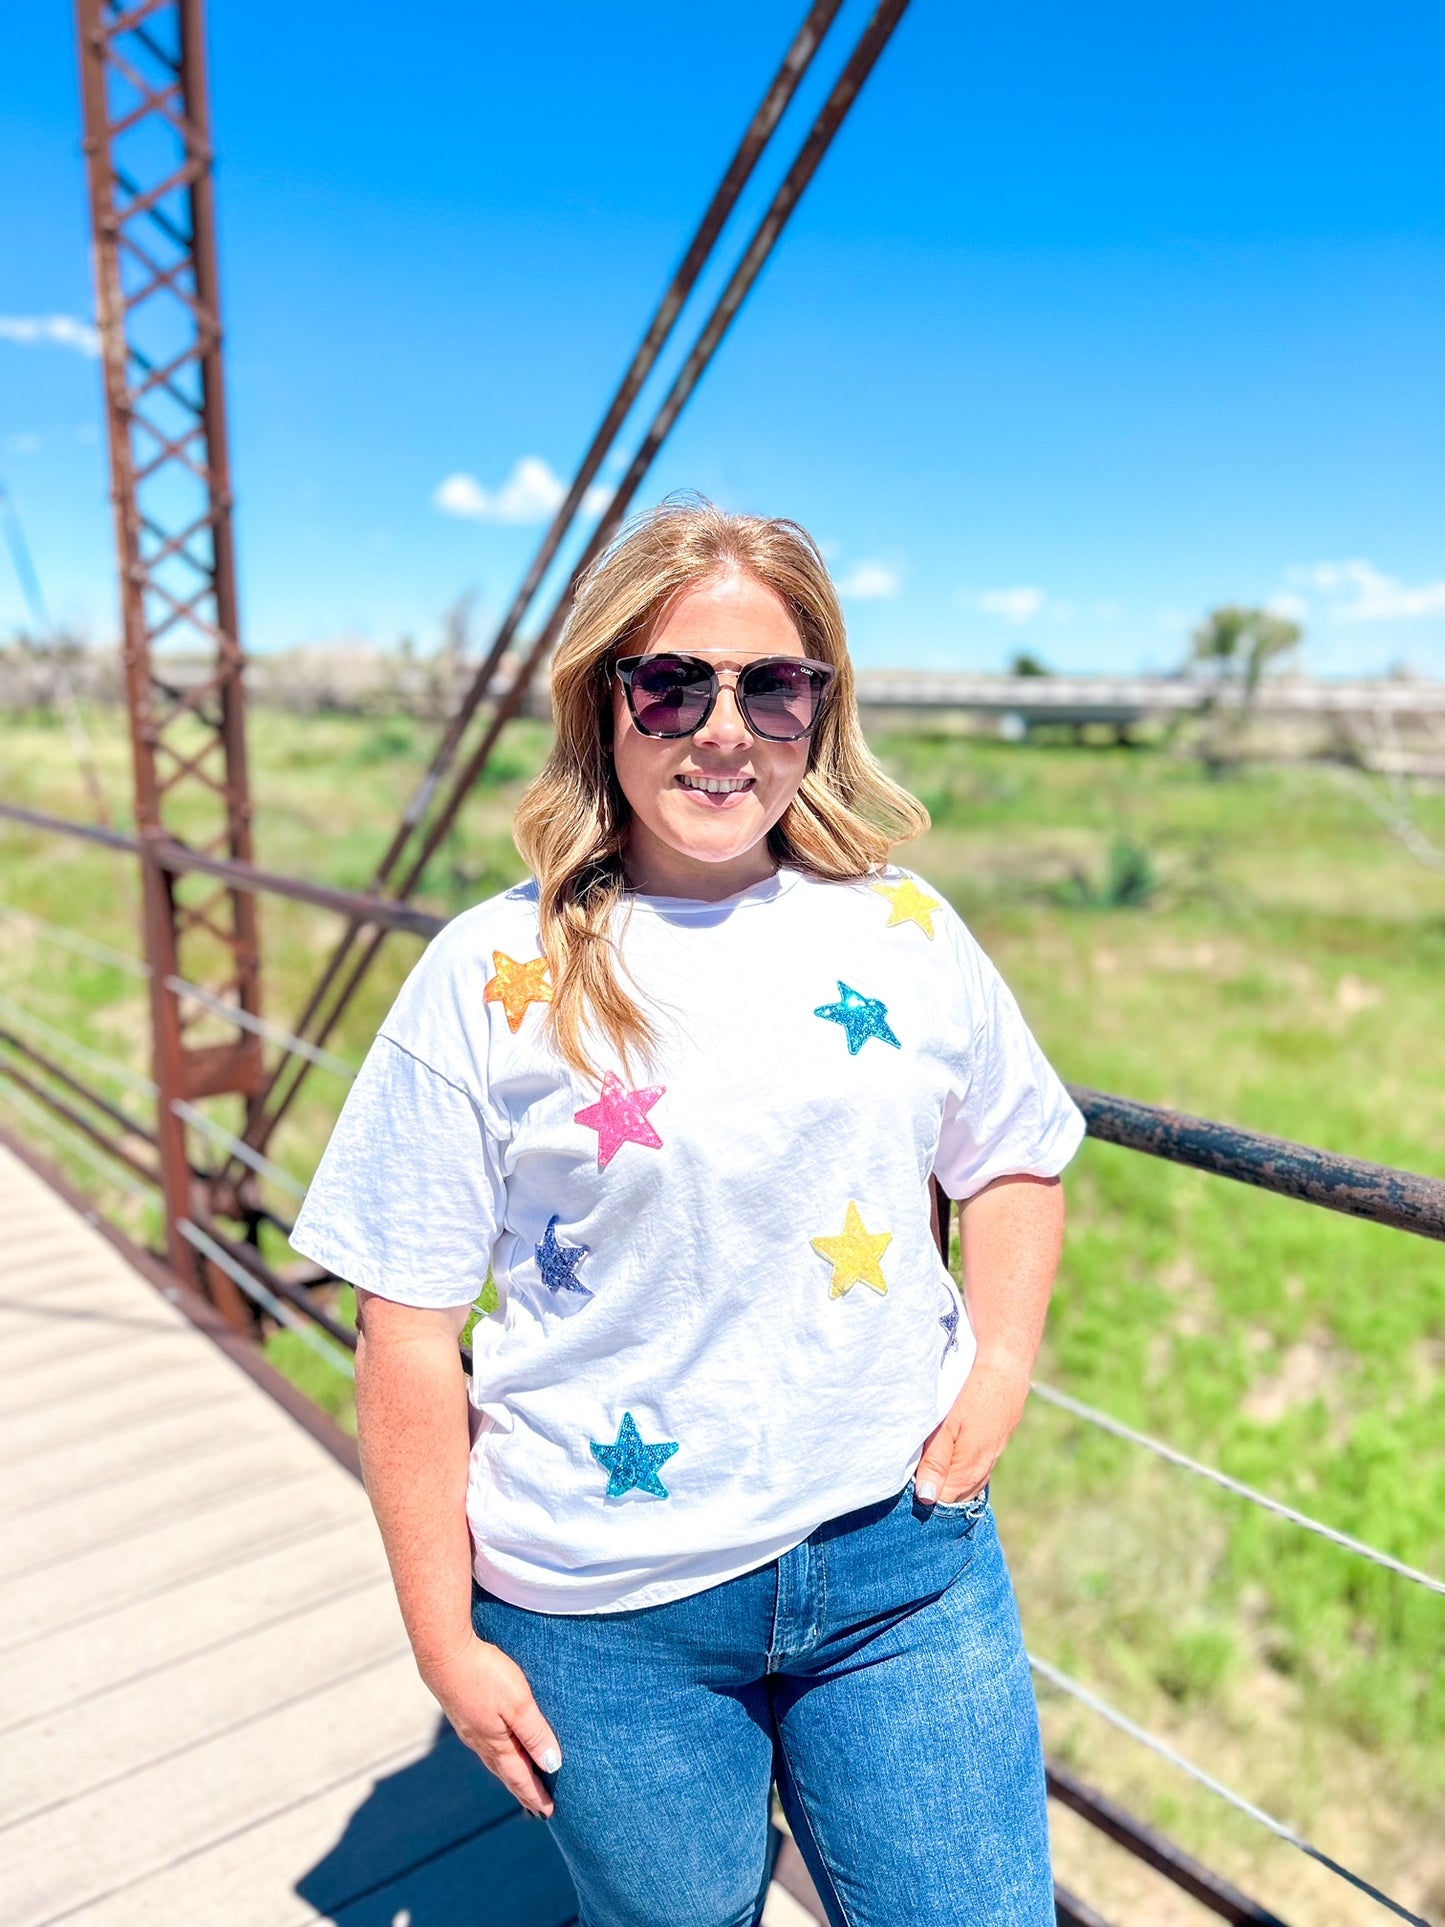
[171,1100,310,1200]
[1030,1379,1445,1597]
[164,975,357,1078]
[0,1082,153,1201]
[0,991,157,1098]
[177,1218,355,1380]
[1030,1654,1429,1926]
[0,897,150,977]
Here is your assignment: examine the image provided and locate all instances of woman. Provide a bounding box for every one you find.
[292,499,1083,1927]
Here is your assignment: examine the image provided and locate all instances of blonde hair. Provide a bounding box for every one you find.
[512,497,929,1080]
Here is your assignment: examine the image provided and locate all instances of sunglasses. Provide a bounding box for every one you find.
[614,652,835,742]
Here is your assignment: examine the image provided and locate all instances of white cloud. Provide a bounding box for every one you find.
[434,457,614,528]
[837,561,901,601]
[1289,558,1445,622]
[4,431,42,456]
[1266,591,1309,622]
[977,585,1046,624]
[0,314,100,356]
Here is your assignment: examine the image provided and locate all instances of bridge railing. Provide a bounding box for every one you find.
[0,794,1438,1927]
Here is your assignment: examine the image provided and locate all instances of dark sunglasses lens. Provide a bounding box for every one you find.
[629,657,712,735]
[739,662,825,739]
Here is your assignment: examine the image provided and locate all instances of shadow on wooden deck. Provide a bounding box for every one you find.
[295,1717,579,1925]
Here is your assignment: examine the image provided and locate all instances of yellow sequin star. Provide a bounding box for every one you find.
[483,950,553,1033]
[873,877,942,939]
[811,1201,892,1299]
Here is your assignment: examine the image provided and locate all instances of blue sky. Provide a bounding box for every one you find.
[3,0,1444,675]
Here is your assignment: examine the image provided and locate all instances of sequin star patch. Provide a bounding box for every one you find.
[811,1201,892,1298]
[590,1412,679,1499]
[484,951,553,1032]
[574,1073,665,1170]
[874,877,942,939]
[939,1299,960,1360]
[814,982,901,1056]
[536,1215,591,1296]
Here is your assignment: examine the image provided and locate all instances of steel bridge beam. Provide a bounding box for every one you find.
[77,0,261,1321]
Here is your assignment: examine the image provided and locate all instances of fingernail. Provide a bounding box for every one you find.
[541,1747,562,1774]
[917,1480,938,1503]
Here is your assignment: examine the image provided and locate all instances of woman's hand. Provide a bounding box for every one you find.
[420,1635,563,1817]
[915,1354,1031,1505]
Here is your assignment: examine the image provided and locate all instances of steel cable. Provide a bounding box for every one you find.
[1030,1380,1445,1596]
[0,1083,152,1200]
[1029,1655,1429,1926]
[164,976,356,1078]
[170,1100,309,1200]
[0,991,157,1097]
[177,1219,354,1380]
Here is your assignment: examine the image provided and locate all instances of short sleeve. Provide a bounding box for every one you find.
[932,933,1085,1201]
[290,1035,503,1308]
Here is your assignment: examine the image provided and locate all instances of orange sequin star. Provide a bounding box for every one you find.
[873,877,942,939]
[484,950,553,1032]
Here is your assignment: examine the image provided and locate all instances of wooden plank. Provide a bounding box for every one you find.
[0,1576,406,1826]
[0,1326,198,1414]
[0,1433,362,1580]
[0,1478,367,1653]
[44,1733,511,1927]
[0,1395,290,1526]
[0,1302,180,1372]
[0,1508,386,1729]
[4,1651,449,1923]
[0,1353,248,1455]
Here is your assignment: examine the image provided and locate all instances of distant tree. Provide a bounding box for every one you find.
[1189,605,1302,699]
[1008,649,1050,678]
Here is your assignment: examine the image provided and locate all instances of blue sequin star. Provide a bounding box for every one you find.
[590,1412,679,1499]
[536,1215,591,1296]
[814,981,901,1056]
[940,1300,960,1361]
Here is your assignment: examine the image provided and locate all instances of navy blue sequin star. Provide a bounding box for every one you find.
[590,1412,679,1500]
[939,1300,960,1361]
[814,981,901,1056]
[536,1215,591,1296]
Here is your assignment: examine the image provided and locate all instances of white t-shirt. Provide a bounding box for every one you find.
[291,866,1084,1613]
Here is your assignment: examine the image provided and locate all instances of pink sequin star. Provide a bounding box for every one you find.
[574,1072,665,1169]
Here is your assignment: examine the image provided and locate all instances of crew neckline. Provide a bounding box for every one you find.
[624,867,802,918]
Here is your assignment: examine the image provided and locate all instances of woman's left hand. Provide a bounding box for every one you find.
[915,1353,1031,1506]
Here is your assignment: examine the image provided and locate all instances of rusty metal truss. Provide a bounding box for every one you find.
[76,0,262,1314]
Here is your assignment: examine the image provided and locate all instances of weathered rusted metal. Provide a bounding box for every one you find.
[243,0,919,1160]
[77,0,262,1321]
[1071,1085,1445,1242]
[0,801,445,938]
[0,1027,155,1146]
[0,1057,160,1187]
[1046,1763,1289,1925]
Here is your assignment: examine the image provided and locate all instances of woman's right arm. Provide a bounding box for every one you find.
[354,1288,563,1815]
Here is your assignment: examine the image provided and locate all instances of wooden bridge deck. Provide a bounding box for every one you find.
[0,1144,813,1927]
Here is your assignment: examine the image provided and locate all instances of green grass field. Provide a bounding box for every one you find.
[2,704,1442,1917]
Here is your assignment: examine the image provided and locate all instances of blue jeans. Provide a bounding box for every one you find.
[471,1481,1052,1927]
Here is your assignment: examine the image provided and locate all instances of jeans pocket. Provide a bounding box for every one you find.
[908,1478,989,1522]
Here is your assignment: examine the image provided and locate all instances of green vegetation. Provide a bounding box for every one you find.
[2,704,1442,1894]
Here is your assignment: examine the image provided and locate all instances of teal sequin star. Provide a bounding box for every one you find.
[814,981,901,1055]
[536,1215,591,1296]
[590,1412,679,1500]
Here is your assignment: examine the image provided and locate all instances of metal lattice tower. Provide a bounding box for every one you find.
[77,0,261,1312]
